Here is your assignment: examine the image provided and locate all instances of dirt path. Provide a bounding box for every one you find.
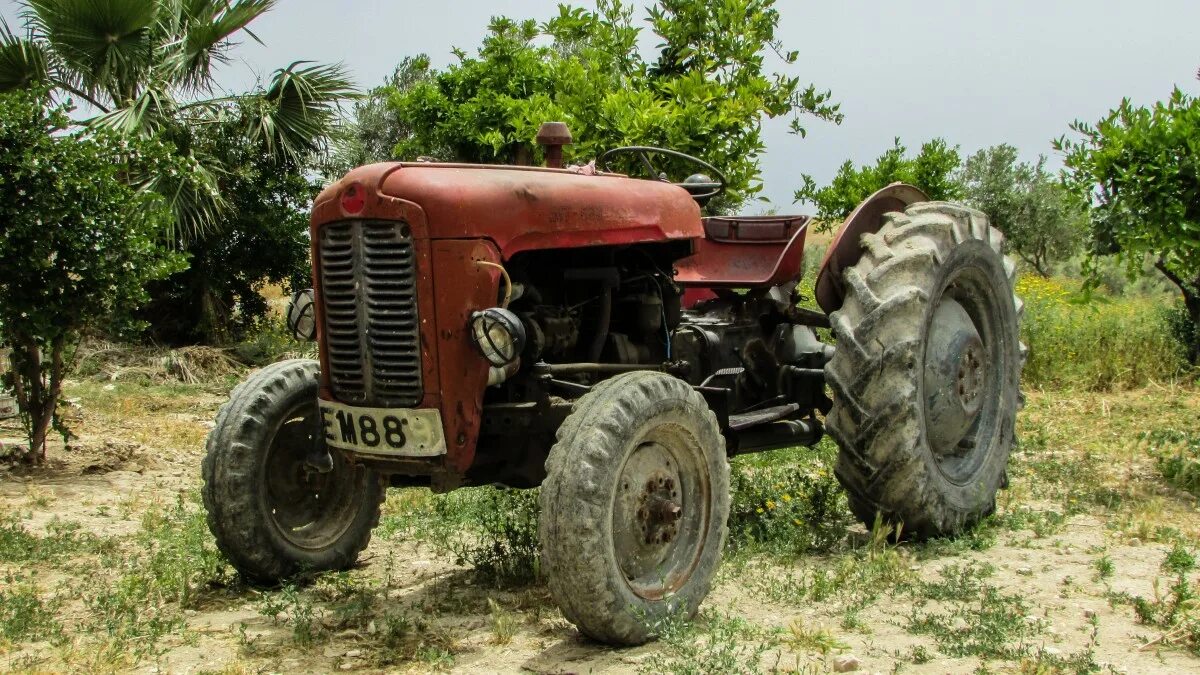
[2,381,1199,673]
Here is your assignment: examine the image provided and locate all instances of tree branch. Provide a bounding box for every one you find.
[52,80,110,113]
[1153,258,1196,299]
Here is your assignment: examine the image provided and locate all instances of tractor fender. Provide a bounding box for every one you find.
[813,183,929,314]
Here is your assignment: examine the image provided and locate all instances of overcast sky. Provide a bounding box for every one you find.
[4,0,1198,211]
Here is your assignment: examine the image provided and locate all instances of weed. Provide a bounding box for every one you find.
[749,519,911,616]
[379,486,540,587]
[0,515,106,565]
[1146,428,1200,497]
[1094,555,1115,581]
[259,583,324,647]
[0,574,62,645]
[907,564,1043,661]
[787,619,848,655]
[641,610,777,675]
[1016,275,1187,390]
[728,441,852,555]
[1163,541,1196,576]
[486,598,517,645]
[1129,550,1200,654]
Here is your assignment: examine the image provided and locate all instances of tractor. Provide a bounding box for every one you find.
[201,123,1023,646]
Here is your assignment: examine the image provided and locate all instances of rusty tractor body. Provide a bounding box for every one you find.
[203,126,1023,646]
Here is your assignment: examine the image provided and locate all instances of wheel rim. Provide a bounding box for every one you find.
[262,401,364,550]
[611,424,710,600]
[922,262,1007,485]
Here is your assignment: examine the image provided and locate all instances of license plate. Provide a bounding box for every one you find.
[318,400,446,457]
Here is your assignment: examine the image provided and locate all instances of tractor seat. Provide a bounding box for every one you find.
[702,215,809,243]
[675,214,811,292]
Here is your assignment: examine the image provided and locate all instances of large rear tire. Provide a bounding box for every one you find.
[539,371,729,645]
[825,203,1024,538]
[202,359,384,583]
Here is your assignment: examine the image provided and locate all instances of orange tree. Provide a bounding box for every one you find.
[1056,87,1200,363]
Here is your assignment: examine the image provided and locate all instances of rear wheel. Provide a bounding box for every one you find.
[825,202,1024,538]
[539,371,729,645]
[202,359,384,583]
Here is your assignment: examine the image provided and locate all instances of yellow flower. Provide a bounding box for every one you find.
[766,499,776,510]
[781,494,792,503]
[793,519,802,526]
[756,508,764,514]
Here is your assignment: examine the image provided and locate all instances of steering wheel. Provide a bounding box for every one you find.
[597,146,727,201]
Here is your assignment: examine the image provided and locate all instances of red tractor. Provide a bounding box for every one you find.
[202,124,1023,645]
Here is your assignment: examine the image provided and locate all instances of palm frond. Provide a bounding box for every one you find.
[244,60,356,164]
[160,0,274,93]
[24,0,158,106]
[90,82,178,135]
[0,19,49,91]
[139,144,229,243]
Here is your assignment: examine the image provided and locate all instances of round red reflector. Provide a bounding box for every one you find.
[341,182,365,214]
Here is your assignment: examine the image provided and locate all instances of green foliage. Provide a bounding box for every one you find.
[0,573,62,646]
[0,0,354,239]
[142,117,316,344]
[378,0,840,210]
[727,443,851,555]
[1016,275,1187,390]
[1146,428,1200,497]
[379,486,541,587]
[795,137,962,223]
[1056,87,1200,363]
[0,88,184,455]
[959,144,1088,276]
[330,55,435,177]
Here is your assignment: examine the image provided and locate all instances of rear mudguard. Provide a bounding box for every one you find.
[813,183,928,315]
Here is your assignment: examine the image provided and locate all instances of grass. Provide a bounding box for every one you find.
[4,271,1199,671]
[1016,275,1190,390]
[1145,428,1200,497]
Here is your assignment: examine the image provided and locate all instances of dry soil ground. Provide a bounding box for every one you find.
[1,377,1199,674]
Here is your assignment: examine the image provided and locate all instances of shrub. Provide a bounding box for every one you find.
[0,88,184,459]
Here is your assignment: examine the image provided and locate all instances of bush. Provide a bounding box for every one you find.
[1017,275,1188,390]
[0,88,184,458]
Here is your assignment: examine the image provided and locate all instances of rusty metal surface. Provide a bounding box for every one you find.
[376,163,703,257]
[429,238,503,474]
[674,219,809,288]
[536,121,572,169]
[814,183,927,314]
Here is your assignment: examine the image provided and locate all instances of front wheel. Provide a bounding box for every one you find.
[825,202,1024,539]
[201,359,384,583]
[539,371,730,645]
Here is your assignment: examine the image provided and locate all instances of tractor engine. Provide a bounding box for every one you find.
[494,245,832,416]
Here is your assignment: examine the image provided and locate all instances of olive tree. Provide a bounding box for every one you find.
[958,144,1087,277]
[1055,87,1200,362]
[794,137,963,223]
[0,89,183,460]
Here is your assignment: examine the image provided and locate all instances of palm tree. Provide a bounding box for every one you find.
[0,0,353,240]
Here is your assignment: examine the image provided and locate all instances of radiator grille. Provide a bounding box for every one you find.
[318,221,422,406]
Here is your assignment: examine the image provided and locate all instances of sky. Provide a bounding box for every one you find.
[4,0,1199,211]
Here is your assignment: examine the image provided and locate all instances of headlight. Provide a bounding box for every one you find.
[470,307,526,367]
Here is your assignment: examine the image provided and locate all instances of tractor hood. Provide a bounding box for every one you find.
[313,162,704,258]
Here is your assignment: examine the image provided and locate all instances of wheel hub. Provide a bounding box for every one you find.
[924,298,988,457]
[636,475,682,545]
[611,438,707,600]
